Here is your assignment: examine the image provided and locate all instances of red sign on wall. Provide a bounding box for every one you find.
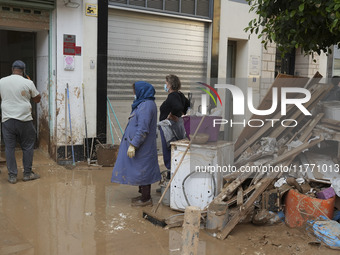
[75,46,81,56]
[63,34,76,55]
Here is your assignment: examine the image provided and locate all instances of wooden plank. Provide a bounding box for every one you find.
[298,113,324,141]
[268,84,329,139]
[237,187,243,206]
[321,118,340,126]
[182,206,201,255]
[319,123,340,132]
[286,119,312,144]
[225,185,256,206]
[271,137,323,165]
[235,74,309,151]
[235,83,330,159]
[306,71,323,89]
[217,175,278,240]
[234,104,294,158]
[213,170,253,204]
[218,137,324,240]
[288,91,331,143]
[235,150,274,169]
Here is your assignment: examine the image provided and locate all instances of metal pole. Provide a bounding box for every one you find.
[107,97,124,135]
[66,83,75,165]
[107,101,114,144]
[82,83,90,165]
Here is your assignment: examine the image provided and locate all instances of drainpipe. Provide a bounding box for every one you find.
[210,0,220,80]
[48,10,53,158]
[211,0,232,140]
[211,0,231,140]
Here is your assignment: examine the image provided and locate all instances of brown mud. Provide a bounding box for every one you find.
[0,150,338,255]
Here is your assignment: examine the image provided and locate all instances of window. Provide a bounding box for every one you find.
[275,48,295,77]
[109,0,212,19]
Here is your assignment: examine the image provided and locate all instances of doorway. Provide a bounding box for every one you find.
[0,30,36,80]
[0,30,38,145]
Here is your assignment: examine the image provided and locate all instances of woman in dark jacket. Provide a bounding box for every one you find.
[112,81,161,207]
[159,74,190,170]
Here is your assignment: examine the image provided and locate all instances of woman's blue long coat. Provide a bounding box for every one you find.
[111,100,161,186]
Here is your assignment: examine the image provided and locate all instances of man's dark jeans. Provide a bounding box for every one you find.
[2,119,36,177]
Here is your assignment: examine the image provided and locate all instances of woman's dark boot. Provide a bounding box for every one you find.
[131,186,142,202]
[131,184,152,207]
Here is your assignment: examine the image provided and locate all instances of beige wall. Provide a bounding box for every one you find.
[295,50,319,77]
[260,42,276,101]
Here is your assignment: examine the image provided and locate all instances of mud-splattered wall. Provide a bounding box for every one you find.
[54,0,97,149]
[36,30,50,153]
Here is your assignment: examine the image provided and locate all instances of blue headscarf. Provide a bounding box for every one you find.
[131,81,156,111]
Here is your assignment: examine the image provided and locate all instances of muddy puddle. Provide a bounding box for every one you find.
[0,150,338,255]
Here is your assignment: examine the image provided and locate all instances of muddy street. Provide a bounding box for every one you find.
[0,149,337,255]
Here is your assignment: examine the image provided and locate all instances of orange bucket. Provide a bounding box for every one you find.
[284,189,335,228]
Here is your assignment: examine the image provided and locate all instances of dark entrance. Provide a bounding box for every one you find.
[0,30,36,80]
[275,48,295,77]
[0,30,37,143]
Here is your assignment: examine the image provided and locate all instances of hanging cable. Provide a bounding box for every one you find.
[182,170,216,207]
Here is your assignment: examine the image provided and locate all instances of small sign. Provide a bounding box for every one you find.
[64,56,75,71]
[63,34,76,55]
[334,45,340,59]
[75,46,81,56]
[86,4,97,17]
[250,55,260,75]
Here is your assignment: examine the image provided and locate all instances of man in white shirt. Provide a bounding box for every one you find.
[0,60,41,184]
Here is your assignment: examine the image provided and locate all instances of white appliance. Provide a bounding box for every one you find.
[170,140,234,211]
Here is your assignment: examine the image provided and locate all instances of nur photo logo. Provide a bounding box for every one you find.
[196,82,222,115]
[195,82,312,128]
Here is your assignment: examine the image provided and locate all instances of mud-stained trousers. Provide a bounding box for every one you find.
[2,119,36,177]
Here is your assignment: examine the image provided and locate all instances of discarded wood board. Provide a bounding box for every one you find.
[235,74,309,152]
[212,170,253,204]
[235,83,330,159]
[217,137,324,240]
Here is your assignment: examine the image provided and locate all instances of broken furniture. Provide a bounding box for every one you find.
[207,74,335,240]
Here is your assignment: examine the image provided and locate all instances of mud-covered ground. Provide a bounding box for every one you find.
[0,149,338,255]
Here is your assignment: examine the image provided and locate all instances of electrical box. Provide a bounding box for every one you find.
[170,140,234,211]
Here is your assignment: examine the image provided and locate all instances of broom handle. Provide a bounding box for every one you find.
[65,88,68,159]
[153,115,207,213]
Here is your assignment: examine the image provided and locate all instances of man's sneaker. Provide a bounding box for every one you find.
[23,172,40,182]
[8,175,17,184]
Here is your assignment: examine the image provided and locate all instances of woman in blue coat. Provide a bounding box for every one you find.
[111,81,161,207]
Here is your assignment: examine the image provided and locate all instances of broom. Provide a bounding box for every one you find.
[143,115,207,226]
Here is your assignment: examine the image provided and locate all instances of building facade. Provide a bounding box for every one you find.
[0,0,332,161]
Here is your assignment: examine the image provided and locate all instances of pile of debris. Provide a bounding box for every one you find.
[206,74,340,248]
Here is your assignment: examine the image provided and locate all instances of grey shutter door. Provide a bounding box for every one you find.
[107,9,209,144]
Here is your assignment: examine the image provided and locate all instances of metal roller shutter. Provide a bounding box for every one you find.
[107,8,209,144]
